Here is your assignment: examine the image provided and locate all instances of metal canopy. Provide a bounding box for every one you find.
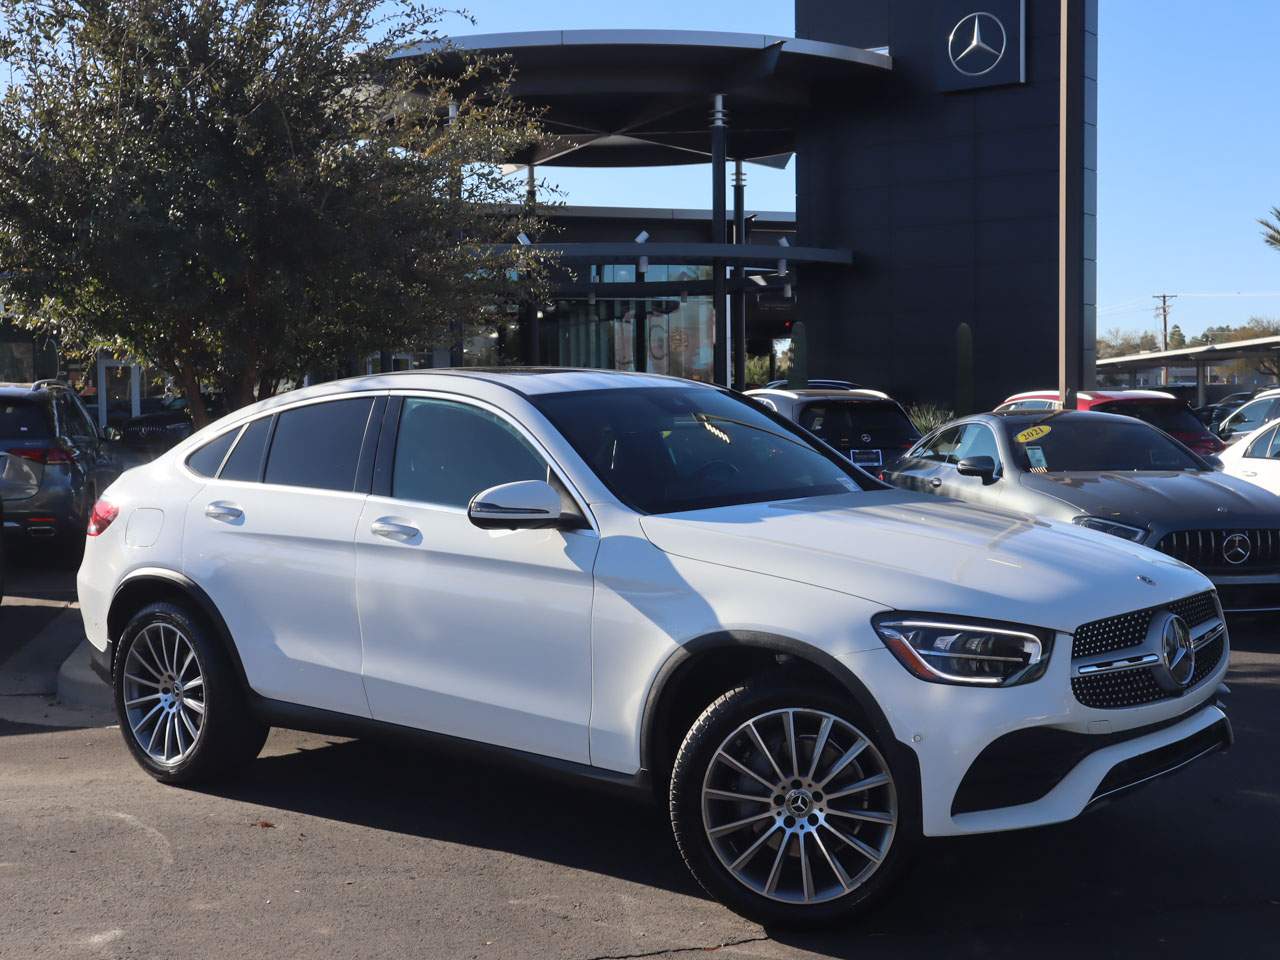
[494,241,850,267]
[1097,335,1280,371]
[393,30,892,168]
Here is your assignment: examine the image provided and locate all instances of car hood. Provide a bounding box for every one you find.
[1017,470,1280,528]
[639,490,1210,635]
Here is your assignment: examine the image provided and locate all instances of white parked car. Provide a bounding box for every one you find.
[1219,418,1280,496]
[78,370,1232,926]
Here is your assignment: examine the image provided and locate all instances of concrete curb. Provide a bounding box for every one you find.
[56,639,113,711]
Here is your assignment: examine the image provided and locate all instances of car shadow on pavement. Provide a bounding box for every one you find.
[195,704,1280,958]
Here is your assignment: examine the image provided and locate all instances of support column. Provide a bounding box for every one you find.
[448,100,465,367]
[1195,361,1207,409]
[1057,0,1086,410]
[731,160,747,390]
[710,94,728,386]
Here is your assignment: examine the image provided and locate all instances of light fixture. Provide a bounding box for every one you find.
[634,230,650,244]
[588,290,596,305]
[778,236,790,247]
[784,282,792,299]
[749,274,768,287]
[516,233,531,246]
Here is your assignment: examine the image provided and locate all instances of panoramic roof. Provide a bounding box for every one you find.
[394,30,893,168]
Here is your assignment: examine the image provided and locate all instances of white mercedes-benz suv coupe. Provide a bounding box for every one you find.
[78,370,1232,926]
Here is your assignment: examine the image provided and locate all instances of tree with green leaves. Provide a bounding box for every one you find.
[0,1,553,425]
[1167,324,1186,349]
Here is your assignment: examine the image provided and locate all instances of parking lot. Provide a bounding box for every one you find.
[0,558,1275,959]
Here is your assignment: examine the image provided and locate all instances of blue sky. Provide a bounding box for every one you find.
[442,1,1280,339]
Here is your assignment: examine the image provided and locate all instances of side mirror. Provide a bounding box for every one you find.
[956,455,998,485]
[468,479,564,530]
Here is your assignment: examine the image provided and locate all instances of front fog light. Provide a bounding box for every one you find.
[873,616,1051,687]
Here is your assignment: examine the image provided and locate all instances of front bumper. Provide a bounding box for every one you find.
[839,621,1231,838]
[1206,575,1280,614]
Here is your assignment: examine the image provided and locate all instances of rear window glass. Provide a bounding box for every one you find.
[0,400,50,438]
[186,429,238,478]
[220,417,272,482]
[264,398,374,492]
[798,401,919,446]
[1092,400,1204,435]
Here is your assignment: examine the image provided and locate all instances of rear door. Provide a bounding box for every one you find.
[183,395,383,716]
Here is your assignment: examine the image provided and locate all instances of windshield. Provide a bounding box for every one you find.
[1092,400,1205,435]
[533,386,873,514]
[0,399,50,439]
[797,400,919,447]
[1004,417,1204,472]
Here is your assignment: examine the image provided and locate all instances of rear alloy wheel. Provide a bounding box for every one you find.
[670,682,915,927]
[114,602,268,783]
[122,621,206,766]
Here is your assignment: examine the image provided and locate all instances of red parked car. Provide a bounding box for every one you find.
[995,389,1226,456]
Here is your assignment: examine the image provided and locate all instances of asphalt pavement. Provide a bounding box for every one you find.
[1,558,1278,959]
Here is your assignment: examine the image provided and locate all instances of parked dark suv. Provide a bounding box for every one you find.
[746,387,921,471]
[0,381,119,548]
[122,394,224,453]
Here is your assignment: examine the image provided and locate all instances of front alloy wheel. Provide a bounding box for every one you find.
[671,682,915,927]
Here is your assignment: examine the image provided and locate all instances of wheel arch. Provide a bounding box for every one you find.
[107,568,249,689]
[639,630,918,801]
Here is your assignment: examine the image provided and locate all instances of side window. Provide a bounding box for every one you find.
[186,429,238,478]
[917,426,965,463]
[1229,398,1273,433]
[219,417,272,482]
[264,398,375,492]
[392,398,546,508]
[1246,424,1280,460]
[61,394,96,438]
[954,424,1001,465]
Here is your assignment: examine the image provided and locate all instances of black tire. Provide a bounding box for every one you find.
[669,679,918,928]
[113,601,268,784]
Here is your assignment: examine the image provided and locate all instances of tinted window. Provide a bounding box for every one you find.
[186,429,238,478]
[392,399,545,508]
[914,426,965,463]
[532,387,870,515]
[264,398,373,492]
[1224,398,1277,435]
[1093,400,1205,435]
[219,417,272,482]
[952,424,1001,464]
[58,394,96,437]
[1245,424,1280,460]
[0,399,50,439]
[1003,417,1202,472]
[797,400,919,448]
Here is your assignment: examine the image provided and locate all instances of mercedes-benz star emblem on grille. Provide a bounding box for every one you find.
[861,433,872,444]
[1152,612,1196,691]
[948,12,1007,77]
[1222,532,1252,566]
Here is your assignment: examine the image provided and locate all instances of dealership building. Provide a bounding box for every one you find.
[402,0,1099,410]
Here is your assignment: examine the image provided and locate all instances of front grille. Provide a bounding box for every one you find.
[1071,590,1218,659]
[1072,633,1226,709]
[1156,528,1280,574]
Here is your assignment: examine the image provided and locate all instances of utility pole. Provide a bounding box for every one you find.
[1154,293,1178,386]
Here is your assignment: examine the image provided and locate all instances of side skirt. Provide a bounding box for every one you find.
[247,694,653,801]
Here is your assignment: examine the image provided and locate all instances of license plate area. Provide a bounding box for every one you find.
[850,449,883,466]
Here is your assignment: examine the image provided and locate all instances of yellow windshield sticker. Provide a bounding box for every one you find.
[1014,425,1052,443]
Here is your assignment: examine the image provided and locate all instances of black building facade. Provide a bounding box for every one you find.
[794,0,1097,410]
[408,0,1098,409]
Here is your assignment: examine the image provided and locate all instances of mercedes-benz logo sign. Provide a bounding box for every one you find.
[1154,613,1196,691]
[861,433,873,444]
[948,12,1008,77]
[1222,532,1252,566]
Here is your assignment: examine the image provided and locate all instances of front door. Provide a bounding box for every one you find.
[355,395,598,764]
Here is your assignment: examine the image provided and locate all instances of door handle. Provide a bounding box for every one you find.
[205,501,243,523]
[930,477,943,488]
[1243,470,1258,477]
[371,517,420,542]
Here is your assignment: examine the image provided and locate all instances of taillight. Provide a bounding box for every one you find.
[10,446,74,464]
[86,500,119,537]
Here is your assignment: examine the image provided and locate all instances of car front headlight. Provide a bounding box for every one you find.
[872,615,1052,687]
[1072,516,1148,543]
